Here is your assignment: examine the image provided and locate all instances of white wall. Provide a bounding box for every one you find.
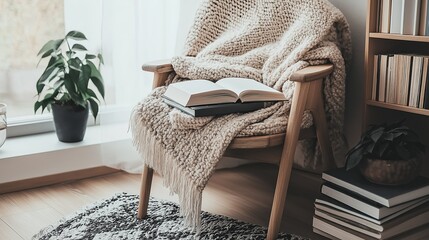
[328,0,368,146]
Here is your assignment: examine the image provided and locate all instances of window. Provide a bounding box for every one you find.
[0,0,66,118]
[1,0,197,137]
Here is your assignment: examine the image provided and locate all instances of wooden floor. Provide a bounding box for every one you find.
[0,163,326,240]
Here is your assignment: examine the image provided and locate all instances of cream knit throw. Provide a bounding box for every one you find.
[131,0,351,230]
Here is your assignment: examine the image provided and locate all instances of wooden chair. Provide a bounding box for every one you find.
[137,59,336,240]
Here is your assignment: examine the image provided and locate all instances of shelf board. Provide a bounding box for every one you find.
[369,33,429,43]
[367,100,429,116]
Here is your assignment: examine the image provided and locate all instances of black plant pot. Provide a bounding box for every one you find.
[51,102,89,143]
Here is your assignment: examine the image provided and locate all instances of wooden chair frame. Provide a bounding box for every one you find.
[137,59,336,240]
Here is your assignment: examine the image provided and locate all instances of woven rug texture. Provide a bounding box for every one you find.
[32,193,309,240]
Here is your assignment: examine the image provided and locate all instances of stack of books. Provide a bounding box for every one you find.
[377,0,429,36]
[313,168,429,239]
[372,53,429,109]
[162,77,286,117]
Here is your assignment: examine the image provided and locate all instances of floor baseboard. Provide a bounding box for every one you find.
[0,166,121,194]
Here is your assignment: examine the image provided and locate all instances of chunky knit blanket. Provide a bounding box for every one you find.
[131,0,351,230]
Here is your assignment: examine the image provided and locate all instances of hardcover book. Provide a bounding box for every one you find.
[419,57,429,108]
[386,54,397,104]
[372,55,380,101]
[162,97,270,117]
[381,0,392,33]
[420,0,429,35]
[163,78,286,107]
[313,216,429,240]
[401,0,421,35]
[396,54,411,106]
[315,195,429,226]
[378,55,389,102]
[408,55,424,107]
[322,168,429,207]
[315,201,429,238]
[320,183,428,219]
[390,0,403,34]
[313,216,377,240]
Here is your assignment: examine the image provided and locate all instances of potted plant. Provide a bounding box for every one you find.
[345,121,425,185]
[35,30,104,142]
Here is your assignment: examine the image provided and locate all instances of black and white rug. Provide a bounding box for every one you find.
[33,193,308,240]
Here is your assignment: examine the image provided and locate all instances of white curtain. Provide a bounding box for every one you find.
[102,0,177,104]
[65,0,202,104]
[65,0,202,172]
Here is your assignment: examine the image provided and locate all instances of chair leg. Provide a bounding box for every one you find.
[136,70,167,219]
[137,164,154,219]
[306,80,336,170]
[267,81,311,240]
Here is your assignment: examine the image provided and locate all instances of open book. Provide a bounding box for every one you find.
[163,78,286,107]
[162,97,273,117]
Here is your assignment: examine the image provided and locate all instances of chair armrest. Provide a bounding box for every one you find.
[290,64,333,82]
[142,59,174,88]
[142,59,174,73]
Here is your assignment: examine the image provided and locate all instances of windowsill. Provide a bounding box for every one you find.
[0,122,131,160]
[0,122,141,184]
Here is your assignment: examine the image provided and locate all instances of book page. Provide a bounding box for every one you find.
[172,79,227,94]
[163,79,238,107]
[216,77,285,102]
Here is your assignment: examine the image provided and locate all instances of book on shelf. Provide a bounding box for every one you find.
[420,0,429,35]
[378,0,429,36]
[373,53,429,109]
[163,78,286,107]
[385,54,397,104]
[162,97,270,117]
[419,57,429,108]
[389,0,403,34]
[383,54,402,104]
[401,0,421,35]
[315,195,429,227]
[396,54,411,105]
[409,55,424,107]
[313,215,429,240]
[378,55,389,102]
[376,0,382,32]
[322,168,429,207]
[372,55,380,101]
[380,0,392,33]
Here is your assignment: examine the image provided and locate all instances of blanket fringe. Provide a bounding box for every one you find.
[130,107,202,231]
